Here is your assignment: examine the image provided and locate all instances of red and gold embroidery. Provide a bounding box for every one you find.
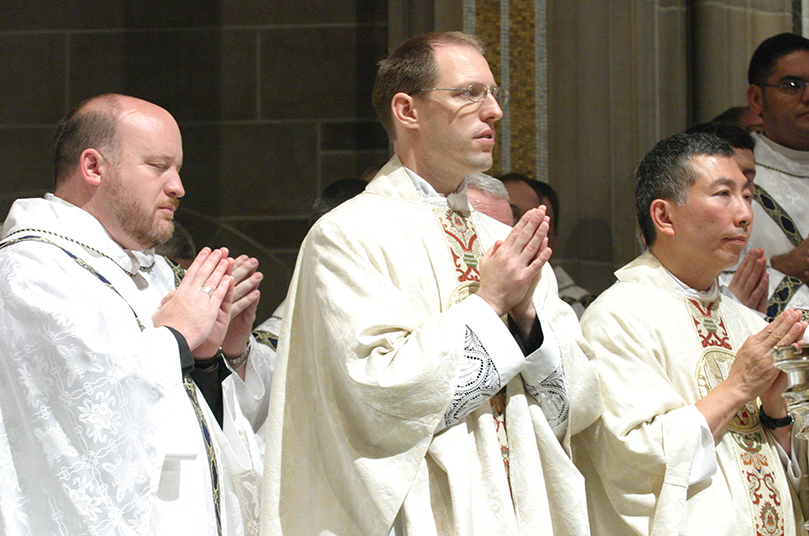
[434,208,511,476]
[691,298,785,535]
[438,209,484,307]
[734,431,783,535]
[438,209,481,283]
[689,300,732,350]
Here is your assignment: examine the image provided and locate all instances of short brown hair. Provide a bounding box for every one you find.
[372,32,485,139]
[53,94,123,187]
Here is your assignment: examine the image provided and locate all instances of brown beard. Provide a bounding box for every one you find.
[105,171,178,248]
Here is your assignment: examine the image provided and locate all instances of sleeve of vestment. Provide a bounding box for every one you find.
[294,218,521,445]
[433,293,525,432]
[528,262,601,441]
[225,335,275,432]
[579,296,705,532]
[518,310,570,440]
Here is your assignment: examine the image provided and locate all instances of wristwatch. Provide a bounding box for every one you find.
[759,406,793,430]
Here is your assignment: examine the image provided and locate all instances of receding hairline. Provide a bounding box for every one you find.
[54,94,179,186]
[80,94,173,126]
[79,93,124,113]
[395,31,485,57]
[421,37,487,87]
[371,31,487,140]
[430,33,485,55]
[53,94,124,185]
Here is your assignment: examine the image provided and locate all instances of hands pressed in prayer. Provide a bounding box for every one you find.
[221,255,262,372]
[477,207,552,339]
[152,247,234,355]
[728,248,769,313]
[771,237,809,284]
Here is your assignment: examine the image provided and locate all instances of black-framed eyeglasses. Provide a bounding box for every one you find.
[409,83,509,105]
[757,78,809,95]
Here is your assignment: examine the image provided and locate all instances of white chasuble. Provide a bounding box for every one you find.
[742,133,809,316]
[0,195,272,535]
[748,133,809,261]
[261,155,601,536]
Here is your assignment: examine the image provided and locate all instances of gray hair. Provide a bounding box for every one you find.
[466,173,510,201]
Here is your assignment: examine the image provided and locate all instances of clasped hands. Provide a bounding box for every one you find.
[152,247,262,360]
[728,248,769,313]
[477,207,552,340]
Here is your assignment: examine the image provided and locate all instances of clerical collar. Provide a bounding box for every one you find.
[756,132,809,166]
[132,249,157,273]
[663,266,719,301]
[403,167,471,213]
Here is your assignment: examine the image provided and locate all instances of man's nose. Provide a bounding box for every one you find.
[166,168,185,198]
[483,91,503,122]
[737,197,753,227]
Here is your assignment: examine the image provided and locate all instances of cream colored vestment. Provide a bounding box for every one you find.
[573,251,806,536]
[261,156,601,535]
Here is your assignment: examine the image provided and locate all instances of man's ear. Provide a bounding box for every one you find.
[391,92,419,132]
[747,84,764,115]
[78,148,106,187]
[650,198,676,238]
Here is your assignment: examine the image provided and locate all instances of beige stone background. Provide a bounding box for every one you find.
[0,1,798,321]
[454,0,794,297]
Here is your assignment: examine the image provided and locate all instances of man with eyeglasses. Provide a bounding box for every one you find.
[262,31,600,535]
[746,33,809,318]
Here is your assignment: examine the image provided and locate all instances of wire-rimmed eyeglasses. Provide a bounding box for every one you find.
[757,78,809,96]
[409,83,509,105]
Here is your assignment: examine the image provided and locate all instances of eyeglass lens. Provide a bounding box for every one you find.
[784,79,808,93]
[466,83,509,104]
